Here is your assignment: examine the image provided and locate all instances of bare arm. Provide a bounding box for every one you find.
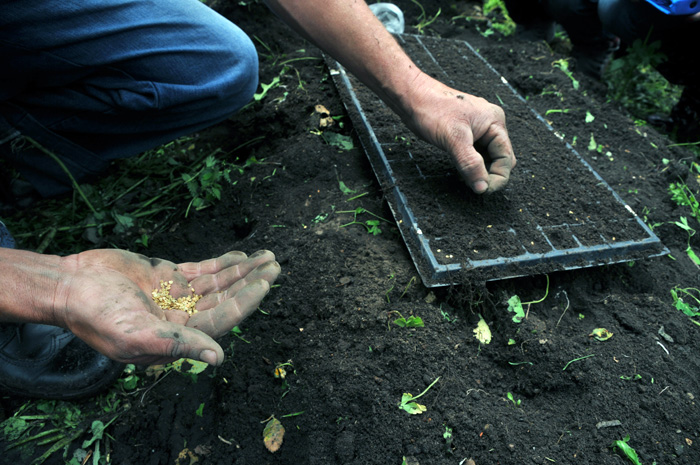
[0,247,279,365]
[265,0,516,193]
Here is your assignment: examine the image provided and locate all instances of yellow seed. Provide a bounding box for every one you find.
[152,280,202,315]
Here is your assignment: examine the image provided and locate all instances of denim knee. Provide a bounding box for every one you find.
[154,21,259,122]
[193,24,259,117]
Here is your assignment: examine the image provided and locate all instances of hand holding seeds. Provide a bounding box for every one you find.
[53,249,280,366]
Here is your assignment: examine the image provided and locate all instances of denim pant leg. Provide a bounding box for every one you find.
[0,0,258,197]
[598,0,699,86]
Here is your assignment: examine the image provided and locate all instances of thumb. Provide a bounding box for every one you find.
[452,144,490,194]
[152,322,225,366]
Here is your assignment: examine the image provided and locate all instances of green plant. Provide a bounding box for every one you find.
[398,376,440,414]
[481,0,517,35]
[507,275,550,323]
[321,132,355,150]
[610,435,643,465]
[506,392,522,408]
[1,399,119,465]
[440,304,458,323]
[606,35,681,120]
[552,59,580,90]
[386,275,418,303]
[117,364,139,392]
[70,417,119,465]
[231,325,251,343]
[389,311,425,328]
[338,207,391,235]
[5,135,268,254]
[443,425,454,453]
[670,286,700,326]
[409,0,442,34]
[672,217,700,267]
[642,206,663,231]
[545,108,570,116]
[669,180,699,220]
[195,403,205,418]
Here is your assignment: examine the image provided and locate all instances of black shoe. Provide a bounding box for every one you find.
[670,86,700,143]
[514,20,556,43]
[0,323,125,400]
[572,36,620,80]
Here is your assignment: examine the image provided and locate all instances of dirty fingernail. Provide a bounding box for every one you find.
[472,180,488,193]
[200,349,220,366]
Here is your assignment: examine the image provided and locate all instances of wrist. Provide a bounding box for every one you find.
[0,248,69,327]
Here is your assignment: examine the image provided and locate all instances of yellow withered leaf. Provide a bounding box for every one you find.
[589,328,613,341]
[473,314,492,344]
[263,417,285,453]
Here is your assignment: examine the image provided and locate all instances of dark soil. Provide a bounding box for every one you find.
[3,1,700,464]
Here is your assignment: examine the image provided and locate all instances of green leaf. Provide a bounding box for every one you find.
[507,295,525,323]
[585,111,595,123]
[405,316,424,327]
[81,420,107,449]
[588,134,597,151]
[611,435,642,465]
[366,219,382,235]
[338,181,356,195]
[321,132,354,150]
[686,246,700,267]
[1,416,29,442]
[399,394,427,415]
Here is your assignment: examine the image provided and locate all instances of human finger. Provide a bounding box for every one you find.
[186,279,271,339]
[195,260,280,312]
[452,143,491,194]
[176,251,248,281]
[483,133,516,193]
[122,320,225,366]
[187,250,276,294]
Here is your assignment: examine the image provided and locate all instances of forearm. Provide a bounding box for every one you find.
[264,0,427,119]
[0,248,65,325]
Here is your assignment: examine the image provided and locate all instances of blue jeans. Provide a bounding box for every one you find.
[0,0,258,197]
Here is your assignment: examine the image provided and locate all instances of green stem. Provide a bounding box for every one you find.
[409,376,441,401]
[522,275,550,305]
[25,136,97,214]
[562,354,595,371]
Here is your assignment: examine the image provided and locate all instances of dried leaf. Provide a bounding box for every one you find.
[314,104,330,115]
[172,358,209,374]
[473,314,491,344]
[263,417,285,453]
[589,328,613,341]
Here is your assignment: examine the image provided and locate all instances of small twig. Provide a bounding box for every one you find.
[656,340,669,355]
[139,370,172,405]
[555,290,570,327]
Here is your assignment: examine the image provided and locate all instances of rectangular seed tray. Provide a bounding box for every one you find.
[328,35,667,287]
